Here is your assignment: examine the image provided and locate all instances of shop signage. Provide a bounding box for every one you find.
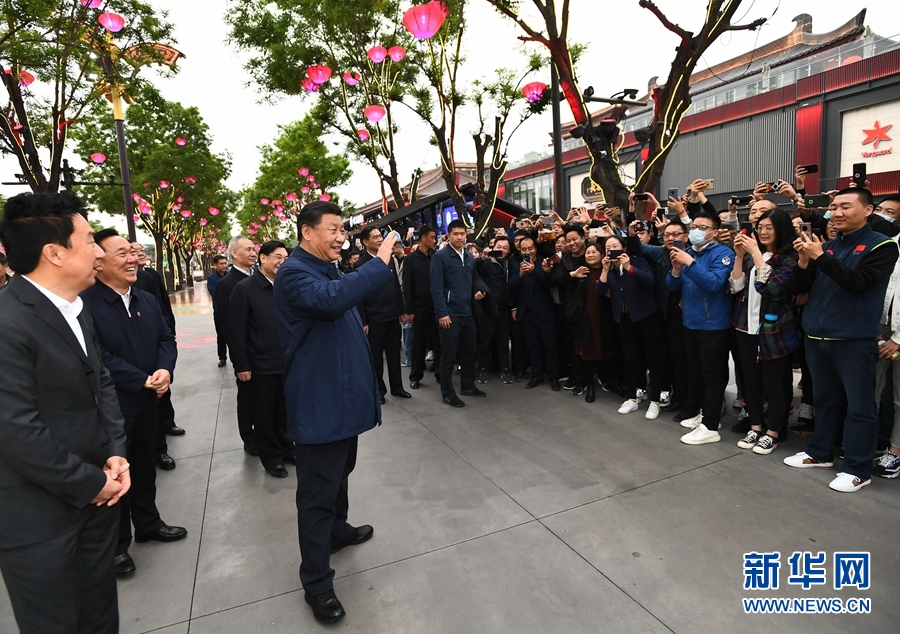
[841,101,900,176]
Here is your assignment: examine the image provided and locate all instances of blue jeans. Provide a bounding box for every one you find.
[805,337,879,479]
[402,323,413,365]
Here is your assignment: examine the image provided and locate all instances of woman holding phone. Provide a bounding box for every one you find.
[597,236,669,419]
[728,209,799,454]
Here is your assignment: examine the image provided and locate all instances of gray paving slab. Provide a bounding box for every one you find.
[188,521,670,634]
[163,392,222,461]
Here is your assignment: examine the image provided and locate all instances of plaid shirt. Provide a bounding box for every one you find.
[728,251,799,361]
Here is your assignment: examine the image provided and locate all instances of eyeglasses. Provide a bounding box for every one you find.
[663,232,685,238]
[689,224,713,231]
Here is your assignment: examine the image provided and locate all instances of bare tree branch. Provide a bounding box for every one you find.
[638,0,690,41]
[723,17,767,32]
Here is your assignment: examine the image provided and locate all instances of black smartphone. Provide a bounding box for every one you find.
[667,187,679,200]
[740,221,754,235]
[730,195,753,206]
[852,162,867,188]
[804,194,831,208]
[799,163,818,174]
[607,249,625,260]
[673,239,685,250]
[633,221,646,232]
[656,207,665,220]
[522,253,531,263]
[633,193,650,201]
[490,250,503,259]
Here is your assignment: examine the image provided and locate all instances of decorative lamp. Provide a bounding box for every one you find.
[209,207,220,216]
[367,46,388,63]
[521,81,547,103]
[343,71,361,85]
[388,46,406,62]
[319,193,331,201]
[301,186,310,194]
[81,0,103,8]
[260,215,267,221]
[364,104,386,122]
[357,129,370,141]
[90,152,106,164]
[286,193,298,202]
[301,78,318,93]
[402,2,446,40]
[199,219,208,226]
[180,210,191,218]
[298,167,309,176]
[260,198,270,205]
[308,175,316,182]
[159,180,169,188]
[175,137,186,146]
[272,199,282,206]
[306,65,332,84]
[184,176,196,185]
[18,70,35,87]
[98,12,125,33]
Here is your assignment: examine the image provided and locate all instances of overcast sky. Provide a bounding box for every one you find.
[4,1,899,221]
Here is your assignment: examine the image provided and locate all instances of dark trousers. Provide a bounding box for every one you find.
[667,317,688,404]
[683,328,730,429]
[249,373,293,469]
[734,331,793,435]
[236,376,255,448]
[217,336,227,362]
[619,311,669,401]
[155,388,176,457]
[477,307,511,371]
[510,316,530,373]
[410,311,440,381]
[554,304,573,379]
[797,329,814,405]
[520,310,560,379]
[438,315,477,398]
[805,337,880,480]
[367,319,403,395]
[119,408,164,555]
[0,504,119,634]
[295,436,358,597]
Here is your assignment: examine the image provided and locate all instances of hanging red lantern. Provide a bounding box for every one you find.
[286,193,298,202]
[343,71,361,86]
[402,2,446,40]
[180,210,192,218]
[272,199,282,206]
[199,219,208,226]
[260,215,267,221]
[387,46,406,62]
[301,186,310,194]
[81,0,103,8]
[177,197,184,203]
[18,70,35,87]
[301,78,318,93]
[367,46,388,63]
[364,104,386,123]
[90,152,106,164]
[175,137,186,146]
[98,12,125,33]
[298,167,309,176]
[260,198,269,205]
[172,204,181,212]
[209,207,220,216]
[184,176,196,185]
[521,81,547,103]
[306,64,332,84]
[159,180,169,189]
[308,175,316,183]
[357,129,370,141]
[319,193,331,201]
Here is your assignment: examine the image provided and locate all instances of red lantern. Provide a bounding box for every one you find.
[180,210,191,218]
[522,81,547,103]
[98,12,125,33]
[209,207,220,216]
[308,175,316,183]
[81,0,103,8]
[301,186,310,194]
[388,46,406,62]
[260,215,267,221]
[306,64,332,84]
[199,219,208,226]
[367,46,388,63]
[286,193,298,202]
[357,129,370,141]
[260,198,270,205]
[364,104,386,123]
[175,137,186,146]
[319,193,331,201]
[298,168,309,176]
[177,197,184,203]
[301,78,318,93]
[90,152,106,164]
[159,180,169,189]
[402,2,446,40]
[184,176,196,185]
[18,70,35,87]
[172,204,181,212]
[343,71,361,86]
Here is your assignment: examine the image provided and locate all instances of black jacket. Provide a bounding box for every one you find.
[477,256,515,311]
[135,267,175,334]
[81,281,177,418]
[214,266,252,354]
[402,248,435,315]
[509,256,555,322]
[353,251,405,325]
[229,270,284,374]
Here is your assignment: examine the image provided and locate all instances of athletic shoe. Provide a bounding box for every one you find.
[500,369,513,384]
[797,403,814,423]
[680,424,721,445]
[636,388,648,402]
[752,434,777,455]
[659,391,671,407]
[477,368,488,384]
[645,402,661,420]
[572,386,585,396]
[737,407,749,421]
[563,377,576,390]
[425,351,434,362]
[828,472,871,493]
[679,412,703,429]
[732,397,744,409]
[618,399,640,414]
[873,449,900,479]
[783,452,833,469]
[737,429,761,450]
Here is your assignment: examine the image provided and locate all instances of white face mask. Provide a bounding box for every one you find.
[876,212,895,223]
[688,228,708,246]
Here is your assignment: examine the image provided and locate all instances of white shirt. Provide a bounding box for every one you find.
[730,252,773,334]
[119,287,133,317]
[451,245,465,266]
[22,276,88,355]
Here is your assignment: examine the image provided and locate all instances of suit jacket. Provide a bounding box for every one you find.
[229,270,285,375]
[214,266,252,356]
[402,248,435,315]
[352,250,405,325]
[0,275,127,548]
[81,281,177,418]
[135,267,175,333]
[509,256,556,322]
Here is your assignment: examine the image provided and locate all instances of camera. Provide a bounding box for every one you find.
[633,221,646,232]
[607,249,625,260]
[730,195,753,206]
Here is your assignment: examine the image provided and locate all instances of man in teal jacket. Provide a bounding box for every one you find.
[274,202,398,624]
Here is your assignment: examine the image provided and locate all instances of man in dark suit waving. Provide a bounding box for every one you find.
[0,192,130,634]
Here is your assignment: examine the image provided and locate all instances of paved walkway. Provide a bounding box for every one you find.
[3,283,899,633]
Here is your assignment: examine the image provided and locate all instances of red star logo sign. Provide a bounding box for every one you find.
[862,121,892,149]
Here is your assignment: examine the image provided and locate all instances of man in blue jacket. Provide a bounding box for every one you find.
[274,202,398,624]
[666,210,735,445]
[430,220,490,407]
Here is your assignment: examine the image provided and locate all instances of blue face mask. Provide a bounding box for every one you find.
[688,228,708,246]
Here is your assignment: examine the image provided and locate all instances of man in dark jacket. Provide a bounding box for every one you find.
[403,225,440,389]
[0,193,129,634]
[230,240,294,478]
[274,202,398,624]
[215,236,258,455]
[476,235,514,384]
[81,230,186,579]
[430,220,489,407]
[207,254,229,365]
[353,226,410,403]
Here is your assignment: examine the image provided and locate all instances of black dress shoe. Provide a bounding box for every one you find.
[585,384,596,403]
[164,425,185,436]
[135,525,188,543]
[244,444,260,457]
[331,524,374,554]
[380,395,386,404]
[514,370,528,383]
[661,400,683,412]
[282,451,297,464]
[266,464,289,478]
[305,590,346,624]
[525,377,544,389]
[156,453,176,470]
[391,390,412,398]
[217,359,226,368]
[114,553,135,578]
[461,387,486,397]
[443,395,465,407]
[409,380,420,389]
[550,379,561,391]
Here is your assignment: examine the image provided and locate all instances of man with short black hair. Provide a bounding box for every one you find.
[0,192,129,633]
[403,225,441,389]
[208,254,229,365]
[0,251,10,289]
[476,235,514,384]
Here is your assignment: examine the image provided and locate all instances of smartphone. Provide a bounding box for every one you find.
[702,179,715,191]
[740,221,754,235]
[542,230,557,241]
[588,227,602,239]
[667,187,679,200]
[852,162,867,188]
[490,250,503,259]
[800,222,813,238]
[804,194,831,208]
[656,207,665,220]
[633,193,650,201]
[522,253,531,263]
[547,253,561,265]
[633,221,646,232]
[799,163,819,174]
[730,195,753,206]
[515,219,530,230]
[607,249,625,260]
[766,180,782,193]
[673,239,685,250]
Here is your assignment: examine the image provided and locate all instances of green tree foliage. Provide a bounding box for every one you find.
[70,83,233,287]
[0,1,176,192]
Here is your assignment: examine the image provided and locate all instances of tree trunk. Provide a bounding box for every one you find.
[154,232,167,286]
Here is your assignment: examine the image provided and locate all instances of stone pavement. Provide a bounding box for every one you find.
[2,282,899,633]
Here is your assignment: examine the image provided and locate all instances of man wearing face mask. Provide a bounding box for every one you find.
[666,210,735,445]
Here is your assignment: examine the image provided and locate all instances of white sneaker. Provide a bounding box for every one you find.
[783,452,834,469]
[732,397,743,409]
[645,402,660,420]
[618,399,640,414]
[425,351,434,362]
[680,412,703,429]
[636,388,648,402]
[828,472,871,493]
[659,390,671,407]
[680,423,721,445]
